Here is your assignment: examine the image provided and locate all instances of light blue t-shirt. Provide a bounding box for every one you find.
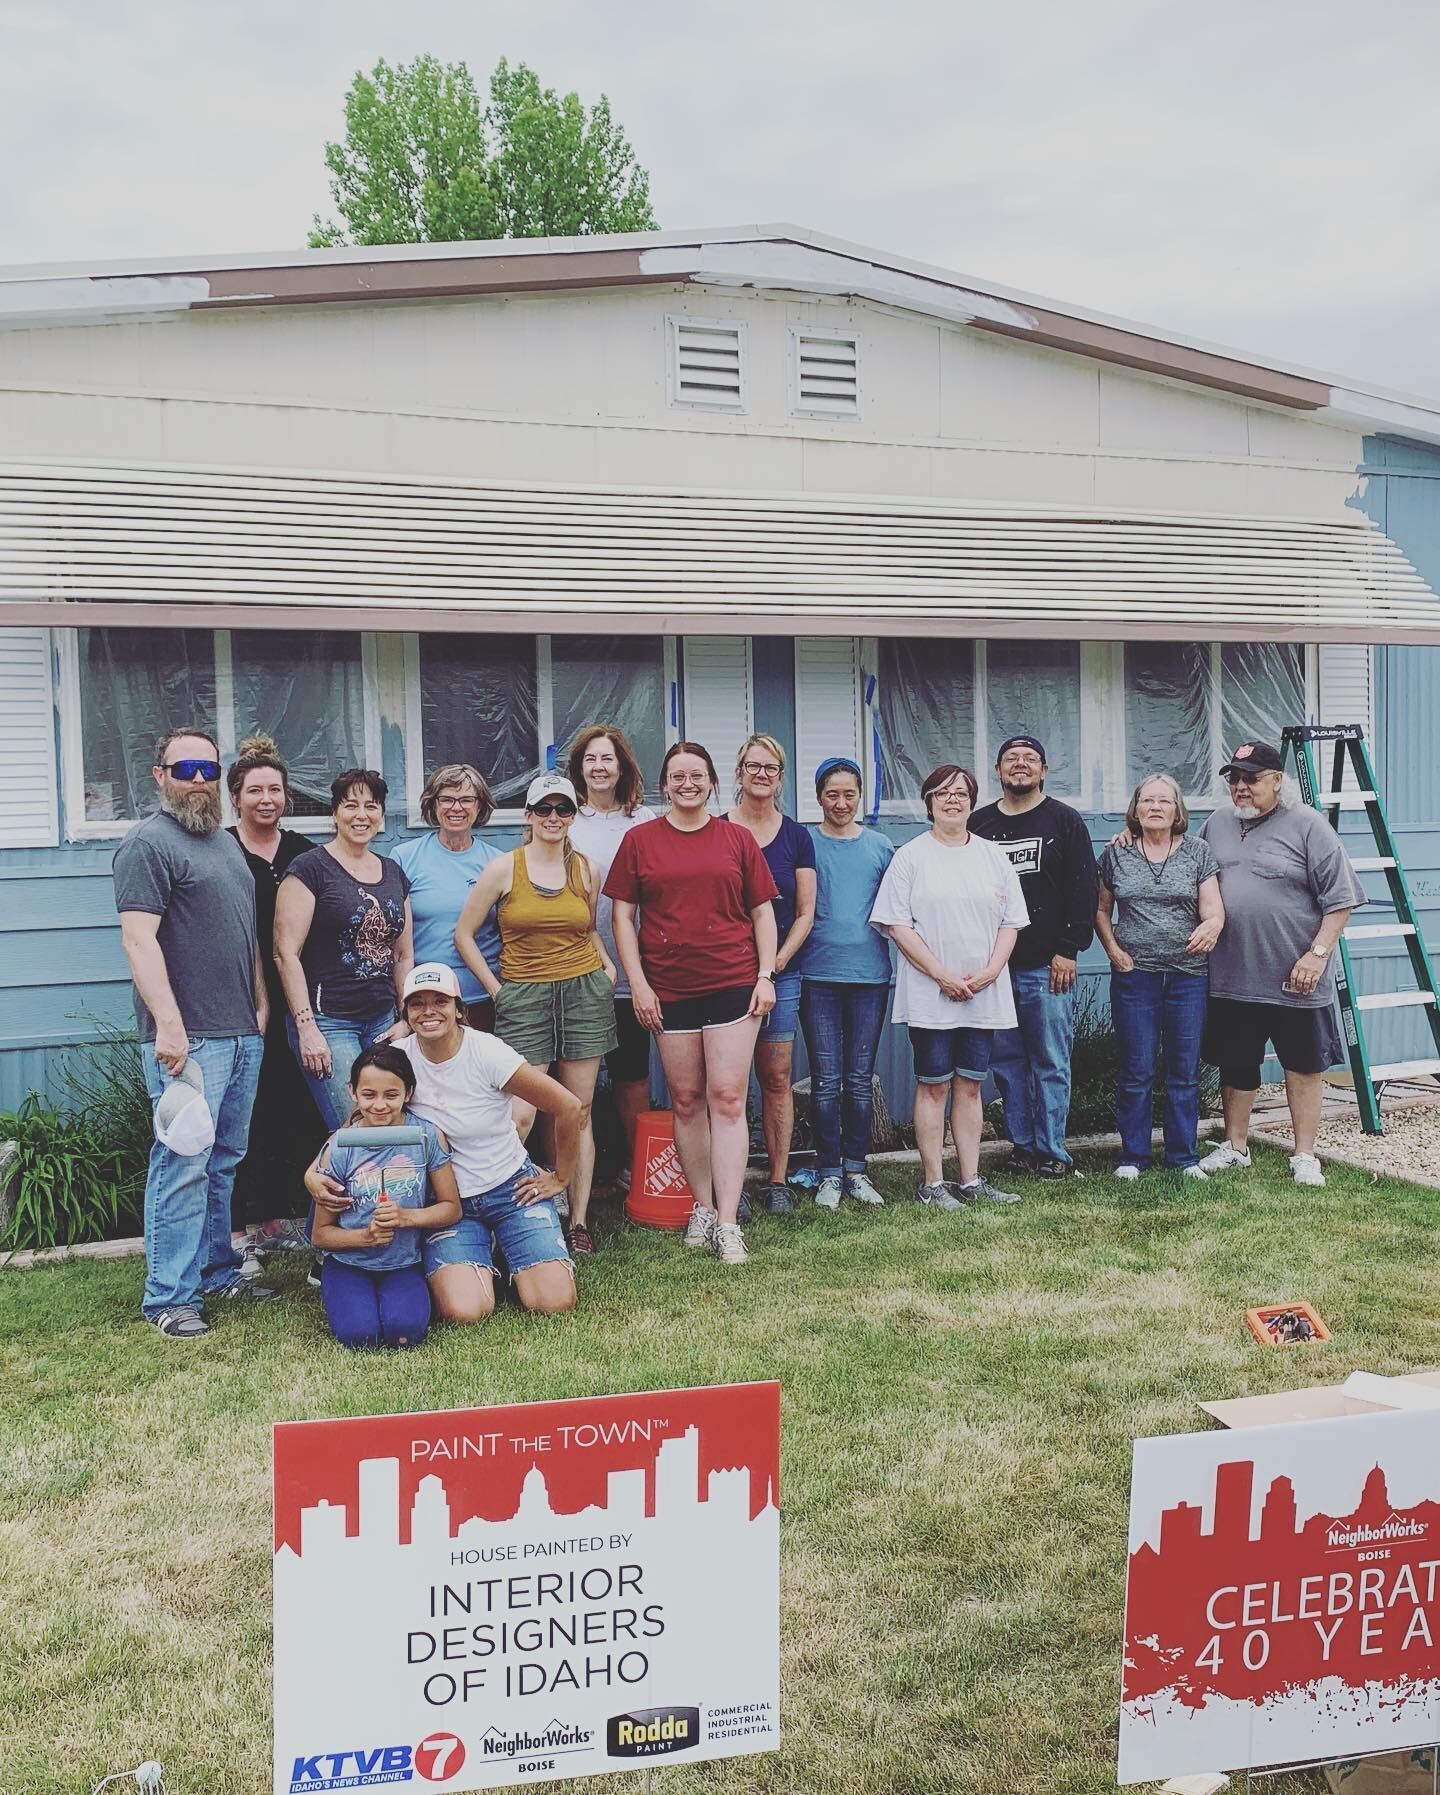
[392,831,501,1003]
[320,1112,451,1273]
[804,828,896,985]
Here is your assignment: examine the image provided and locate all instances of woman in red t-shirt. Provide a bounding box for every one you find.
[605,742,779,1266]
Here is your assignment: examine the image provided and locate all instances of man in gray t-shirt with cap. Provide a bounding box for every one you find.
[1195,740,1363,1189]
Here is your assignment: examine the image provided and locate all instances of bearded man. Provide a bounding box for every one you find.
[113,725,274,1336]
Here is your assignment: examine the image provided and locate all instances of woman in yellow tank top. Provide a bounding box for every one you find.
[455,774,618,1254]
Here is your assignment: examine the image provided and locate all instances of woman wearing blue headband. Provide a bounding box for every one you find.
[798,756,895,1211]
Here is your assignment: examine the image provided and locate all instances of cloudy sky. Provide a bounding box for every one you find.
[5,0,1440,396]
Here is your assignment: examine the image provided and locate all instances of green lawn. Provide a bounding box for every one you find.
[2,1144,1435,1795]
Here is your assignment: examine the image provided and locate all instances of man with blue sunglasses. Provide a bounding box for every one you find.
[113,725,275,1338]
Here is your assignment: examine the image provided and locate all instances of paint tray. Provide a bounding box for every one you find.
[1245,1301,1331,1347]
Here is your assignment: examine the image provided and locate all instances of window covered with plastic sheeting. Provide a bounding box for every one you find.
[416,634,539,809]
[552,636,667,798]
[986,641,1081,791]
[1122,642,1306,802]
[876,638,975,814]
[230,631,368,817]
[76,627,216,823]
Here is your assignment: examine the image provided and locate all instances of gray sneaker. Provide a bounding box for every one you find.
[960,1176,1021,1206]
[150,1305,209,1339]
[216,1278,278,1303]
[845,1172,885,1207]
[814,1176,843,1210]
[683,1202,717,1247]
[762,1183,794,1214]
[712,1222,749,1265]
[737,1190,754,1223]
[916,1181,965,1211]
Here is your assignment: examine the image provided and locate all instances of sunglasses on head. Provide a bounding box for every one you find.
[530,800,576,818]
[163,758,222,782]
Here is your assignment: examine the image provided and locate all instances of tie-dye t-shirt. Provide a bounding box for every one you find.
[318,1112,450,1271]
[283,846,412,1024]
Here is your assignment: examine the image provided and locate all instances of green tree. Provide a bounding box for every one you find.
[310,54,656,248]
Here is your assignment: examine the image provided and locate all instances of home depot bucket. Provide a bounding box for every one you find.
[625,1110,694,1230]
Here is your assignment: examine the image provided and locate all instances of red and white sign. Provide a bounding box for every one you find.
[273,1383,780,1794]
[1119,1408,1440,1783]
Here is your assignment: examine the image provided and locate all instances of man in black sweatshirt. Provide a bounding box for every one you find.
[970,735,1098,1177]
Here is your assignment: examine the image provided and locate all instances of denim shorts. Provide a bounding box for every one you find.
[909,1024,995,1085]
[756,968,802,1044]
[422,1158,572,1278]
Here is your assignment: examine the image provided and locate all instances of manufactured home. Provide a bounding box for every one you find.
[4,223,1440,1114]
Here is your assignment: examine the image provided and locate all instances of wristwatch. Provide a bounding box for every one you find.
[758,969,775,981]
[1309,942,1332,959]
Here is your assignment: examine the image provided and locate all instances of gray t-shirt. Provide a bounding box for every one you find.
[1199,802,1364,1009]
[112,813,260,1041]
[1096,836,1220,976]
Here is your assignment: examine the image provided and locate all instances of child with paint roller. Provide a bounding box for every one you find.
[310,1043,461,1349]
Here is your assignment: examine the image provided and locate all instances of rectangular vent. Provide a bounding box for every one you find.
[669,318,745,410]
[792,329,860,417]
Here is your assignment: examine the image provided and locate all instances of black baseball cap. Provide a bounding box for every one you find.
[996,735,1047,764]
[1218,741,1283,777]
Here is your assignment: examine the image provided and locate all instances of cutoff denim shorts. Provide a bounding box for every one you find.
[422,1158,572,1279]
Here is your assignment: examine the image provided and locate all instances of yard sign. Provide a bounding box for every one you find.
[273,1383,780,1794]
[1119,1407,1440,1783]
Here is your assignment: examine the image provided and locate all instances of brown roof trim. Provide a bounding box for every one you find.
[4,600,1418,645]
[200,247,670,308]
[969,305,1329,410]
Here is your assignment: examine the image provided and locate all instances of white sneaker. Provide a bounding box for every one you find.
[814,1176,843,1211]
[1180,1163,1209,1181]
[1198,1141,1251,1173]
[712,1222,749,1265]
[1113,1164,1141,1182]
[1290,1152,1326,1187]
[844,1172,886,1207]
[683,1203,717,1247]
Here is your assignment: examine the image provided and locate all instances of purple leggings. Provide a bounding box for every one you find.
[320,1258,431,1350]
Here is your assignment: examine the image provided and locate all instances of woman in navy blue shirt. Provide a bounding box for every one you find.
[728,734,816,1213]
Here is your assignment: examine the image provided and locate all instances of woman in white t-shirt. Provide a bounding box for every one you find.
[304,963,584,1323]
[870,765,1030,1210]
[563,724,657,1252]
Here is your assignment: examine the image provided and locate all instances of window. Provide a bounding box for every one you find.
[406,633,672,819]
[667,317,746,412]
[790,328,860,419]
[986,641,1081,792]
[875,639,975,812]
[62,627,375,835]
[1122,642,1306,801]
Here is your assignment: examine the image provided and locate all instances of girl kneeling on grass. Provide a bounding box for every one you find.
[311,1044,461,1350]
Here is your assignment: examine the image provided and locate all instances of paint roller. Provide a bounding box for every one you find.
[331,1124,427,1216]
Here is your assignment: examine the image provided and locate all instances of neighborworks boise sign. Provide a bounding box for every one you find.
[1119,1408,1440,1783]
[273,1384,779,1794]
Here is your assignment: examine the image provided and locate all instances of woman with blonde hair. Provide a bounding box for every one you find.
[726,734,815,1213]
[1095,773,1224,1180]
[392,762,502,1031]
[565,724,657,1250]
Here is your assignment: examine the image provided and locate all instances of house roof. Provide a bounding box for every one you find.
[2,223,1438,443]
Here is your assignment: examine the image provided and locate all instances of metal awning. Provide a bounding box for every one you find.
[0,460,1435,643]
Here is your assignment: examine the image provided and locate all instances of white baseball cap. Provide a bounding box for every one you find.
[154,1060,215,1157]
[402,962,462,1002]
[525,772,578,809]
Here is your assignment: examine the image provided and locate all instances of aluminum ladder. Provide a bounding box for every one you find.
[1281,723,1440,1134]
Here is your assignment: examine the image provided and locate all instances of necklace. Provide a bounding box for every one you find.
[1139,838,1176,884]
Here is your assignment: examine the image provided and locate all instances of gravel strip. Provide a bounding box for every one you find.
[1251,1089,1440,1185]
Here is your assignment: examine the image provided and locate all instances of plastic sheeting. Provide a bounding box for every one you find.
[877,638,975,808]
[986,640,1081,783]
[78,627,216,821]
[231,631,367,817]
[552,636,667,797]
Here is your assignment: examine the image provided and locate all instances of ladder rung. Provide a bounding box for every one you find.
[1355,990,1437,1010]
[1315,791,1379,805]
[1346,923,1416,939]
[1350,857,1396,871]
[1367,1059,1440,1083]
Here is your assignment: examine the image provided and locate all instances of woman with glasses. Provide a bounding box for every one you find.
[605,742,779,1266]
[392,763,503,1031]
[726,734,816,1214]
[274,768,415,1131]
[566,725,658,1237]
[454,773,617,1248]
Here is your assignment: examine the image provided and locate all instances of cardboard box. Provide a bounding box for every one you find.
[1203,1370,1440,1795]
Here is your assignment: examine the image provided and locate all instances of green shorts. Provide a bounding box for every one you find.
[494,967,619,1065]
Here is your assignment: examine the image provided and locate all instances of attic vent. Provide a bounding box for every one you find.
[791,328,860,418]
[668,317,746,411]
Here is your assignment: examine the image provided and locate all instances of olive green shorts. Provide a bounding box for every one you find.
[494,968,619,1065]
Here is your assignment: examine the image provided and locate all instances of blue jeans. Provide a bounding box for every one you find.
[1110,968,1208,1168]
[799,982,889,1180]
[989,965,1077,1165]
[286,1007,397,1132]
[321,1258,431,1350]
[139,1034,263,1318]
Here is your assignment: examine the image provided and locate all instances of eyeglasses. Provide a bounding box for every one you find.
[1225,772,1271,786]
[529,801,576,818]
[437,795,479,809]
[742,762,782,778]
[163,759,221,782]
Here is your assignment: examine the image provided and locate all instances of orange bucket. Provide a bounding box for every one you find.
[625,1110,695,1230]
